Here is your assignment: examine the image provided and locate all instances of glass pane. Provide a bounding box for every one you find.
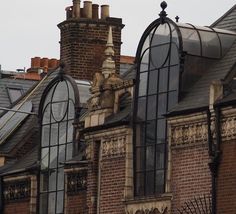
[52,100,68,122]
[158,93,167,117]
[135,173,144,196]
[135,147,145,171]
[50,123,58,146]
[170,43,179,65]
[147,95,157,120]
[146,120,156,144]
[146,146,155,170]
[155,170,164,194]
[66,143,73,160]
[219,33,236,56]
[169,66,179,91]
[157,119,166,144]
[48,192,56,214]
[148,69,158,95]
[40,173,49,192]
[50,146,58,169]
[156,144,165,169]
[168,91,178,111]
[150,44,169,69]
[68,100,75,120]
[40,193,48,214]
[138,72,148,96]
[137,97,146,121]
[58,145,66,163]
[52,81,68,102]
[158,68,168,93]
[135,124,145,147]
[41,148,49,169]
[146,171,155,195]
[199,30,220,58]
[67,120,74,143]
[67,80,75,102]
[152,23,170,47]
[42,104,51,125]
[57,168,64,190]
[180,27,201,56]
[42,125,50,147]
[59,122,67,145]
[140,49,149,72]
[49,170,57,191]
[56,191,64,213]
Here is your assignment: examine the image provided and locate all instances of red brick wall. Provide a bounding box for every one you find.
[67,192,87,214]
[217,140,236,213]
[99,156,126,214]
[171,144,211,212]
[4,200,30,214]
[58,18,123,81]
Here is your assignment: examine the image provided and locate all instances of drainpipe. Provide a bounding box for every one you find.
[0,177,3,213]
[208,107,221,214]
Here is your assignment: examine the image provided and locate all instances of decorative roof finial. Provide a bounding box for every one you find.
[159,1,167,23]
[102,26,116,78]
[175,15,179,23]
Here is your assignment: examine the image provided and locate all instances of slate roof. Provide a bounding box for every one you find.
[0,78,37,114]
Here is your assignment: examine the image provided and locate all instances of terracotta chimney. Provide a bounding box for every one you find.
[49,59,58,69]
[92,4,99,19]
[40,58,49,70]
[73,0,80,18]
[34,57,41,68]
[83,1,92,19]
[101,5,109,19]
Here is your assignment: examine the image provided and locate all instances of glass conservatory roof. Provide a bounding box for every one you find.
[176,23,236,58]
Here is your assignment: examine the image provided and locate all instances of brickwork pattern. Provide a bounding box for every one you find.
[217,140,236,213]
[58,19,123,81]
[171,144,211,212]
[67,192,87,214]
[4,200,30,214]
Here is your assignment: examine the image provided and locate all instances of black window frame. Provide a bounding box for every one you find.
[38,74,80,214]
[133,17,183,197]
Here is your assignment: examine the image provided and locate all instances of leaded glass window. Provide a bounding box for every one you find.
[134,18,181,196]
[39,76,79,214]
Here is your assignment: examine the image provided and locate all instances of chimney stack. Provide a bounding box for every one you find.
[92,4,99,19]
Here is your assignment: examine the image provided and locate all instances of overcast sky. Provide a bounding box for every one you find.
[0,0,235,71]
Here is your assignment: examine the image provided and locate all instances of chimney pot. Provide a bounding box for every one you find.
[49,59,58,69]
[73,0,80,18]
[40,58,49,71]
[92,4,99,19]
[83,1,92,19]
[34,57,41,68]
[101,5,109,19]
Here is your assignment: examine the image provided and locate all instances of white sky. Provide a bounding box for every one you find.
[0,0,235,71]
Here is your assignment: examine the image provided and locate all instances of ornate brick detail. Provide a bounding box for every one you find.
[171,122,208,146]
[102,136,126,157]
[221,116,236,140]
[67,170,87,195]
[3,179,30,202]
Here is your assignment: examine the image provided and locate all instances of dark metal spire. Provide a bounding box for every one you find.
[175,15,179,23]
[159,1,168,23]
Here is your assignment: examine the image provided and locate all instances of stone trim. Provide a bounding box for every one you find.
[125,195,172,214]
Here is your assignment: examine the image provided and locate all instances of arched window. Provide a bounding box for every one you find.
[134,15,181,196]
[38,74,79,214]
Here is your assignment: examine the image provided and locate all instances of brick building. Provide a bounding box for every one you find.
[1,1,236,214]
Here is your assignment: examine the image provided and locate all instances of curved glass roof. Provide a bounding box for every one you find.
[177,23,236,58]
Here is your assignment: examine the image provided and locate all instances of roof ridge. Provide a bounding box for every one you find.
[211,4,236,27]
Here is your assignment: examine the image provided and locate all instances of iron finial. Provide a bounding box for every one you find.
[159,1,168,23]
[175,15,179,23]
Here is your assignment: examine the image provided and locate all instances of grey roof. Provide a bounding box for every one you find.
[121,64,136,80]
[0,78,37,114]
[0,146,39,175]
[211,4,236,31]
[169,38,236,115]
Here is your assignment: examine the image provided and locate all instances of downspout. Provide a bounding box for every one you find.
[0,177,3,213]
[96,142,102,214]
[208,107,221,214]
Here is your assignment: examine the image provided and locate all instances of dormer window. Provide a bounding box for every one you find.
[38,74,79,214]
[7,86,23,103]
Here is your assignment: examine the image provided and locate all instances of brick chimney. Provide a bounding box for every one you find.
[58,0,124,81]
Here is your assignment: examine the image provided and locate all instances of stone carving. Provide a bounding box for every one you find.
[3,179,30,201]
[126,206,168,214]
[67,170,87,195]
[221,116,236,140]
[102,136,126,157]
[91,72,105,88]
[171,122,208,146]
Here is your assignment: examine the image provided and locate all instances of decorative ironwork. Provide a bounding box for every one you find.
[177,194,212,214]
[3,179,30,202]
[67,170,87,195]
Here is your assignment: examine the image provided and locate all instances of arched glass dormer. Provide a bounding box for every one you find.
[38,74,79,214]
[134,5,181,196]
[133,2,236,197]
